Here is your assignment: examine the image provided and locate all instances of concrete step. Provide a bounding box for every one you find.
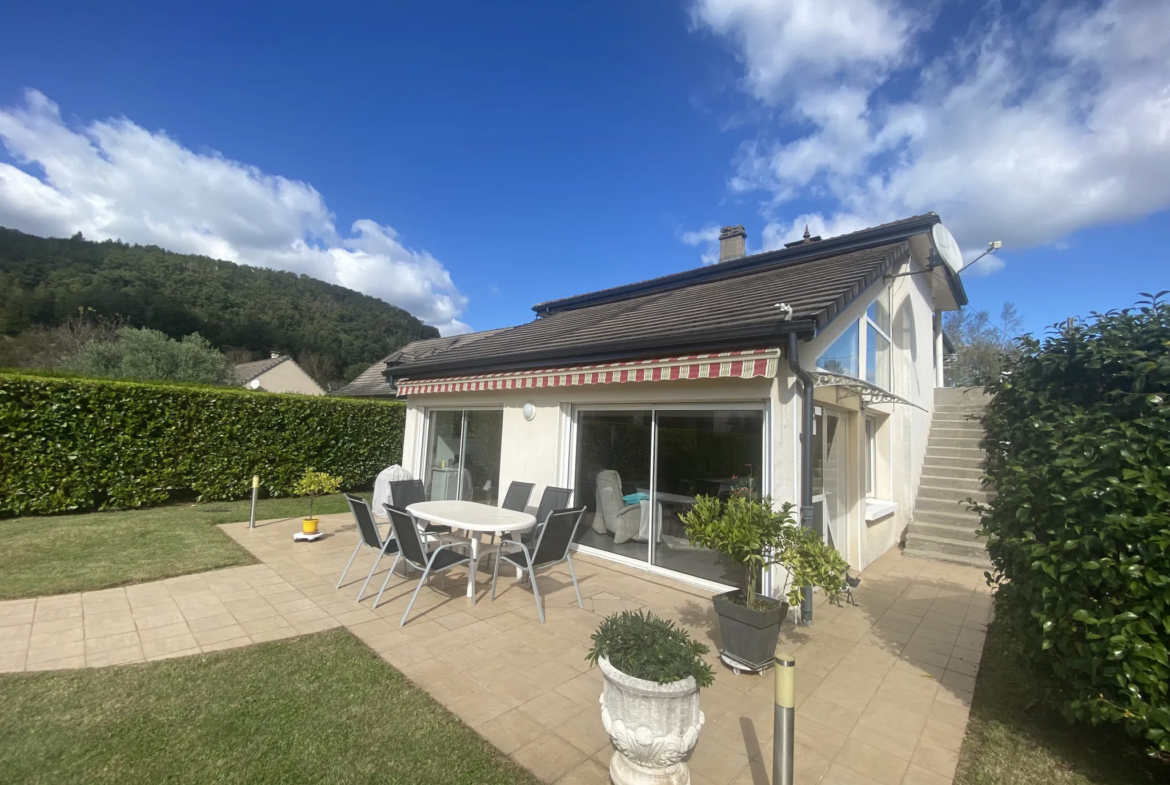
[903,532,991,561]
[916,496,985,515]
[923,454,985,470]
[918,484,995,503]
[928,436,984,450]
[907,521,986,542]
[903,546,992,570]
[913,507,983,526]
[926,446,986,461]
[920,466,985,482]
[930,427,985,440]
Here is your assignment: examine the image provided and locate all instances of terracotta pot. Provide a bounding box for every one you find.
[598,656,704,785]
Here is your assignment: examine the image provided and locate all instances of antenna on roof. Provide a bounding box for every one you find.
[957,240,1003,275]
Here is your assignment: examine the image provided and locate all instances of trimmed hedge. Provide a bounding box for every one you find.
[976,295,1170,754]
[0,373,405,515]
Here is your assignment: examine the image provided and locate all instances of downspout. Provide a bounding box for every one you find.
[786,332,816,624]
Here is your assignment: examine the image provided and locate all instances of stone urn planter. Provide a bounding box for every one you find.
[598,655,705,785]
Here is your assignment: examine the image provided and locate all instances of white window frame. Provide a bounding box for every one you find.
[815,285,894,392]
[414,405,506,499]
[864,415,877,499]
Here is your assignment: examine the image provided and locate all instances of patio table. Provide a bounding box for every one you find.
[406,500,536,604]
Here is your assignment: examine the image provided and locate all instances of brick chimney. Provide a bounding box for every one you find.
[718,225,746,262]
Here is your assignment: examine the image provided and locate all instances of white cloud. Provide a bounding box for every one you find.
[692,0,1170,267]
[0,90,470,335]
[680,224,723,264]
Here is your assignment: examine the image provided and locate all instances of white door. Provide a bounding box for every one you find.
[812,407,849,553]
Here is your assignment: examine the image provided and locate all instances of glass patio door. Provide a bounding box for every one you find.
[812,407,849,552]
[572,406,765,586]
[423,409,503,505]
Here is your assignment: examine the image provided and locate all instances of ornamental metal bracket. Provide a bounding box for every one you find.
[810,371,927,411]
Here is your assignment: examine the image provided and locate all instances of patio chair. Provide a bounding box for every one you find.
[517,485,573,546]
[390,479,451,537]
[491,506,586,623]
[377,506,472,625]
[501,481,535,512]
[593,470,641,544]
[337,494,404,602]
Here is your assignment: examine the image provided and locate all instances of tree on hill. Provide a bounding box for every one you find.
[0,227,440,384]
[64,326,230,385]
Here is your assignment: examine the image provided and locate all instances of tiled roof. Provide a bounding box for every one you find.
[332,329,509,397]
[231,356,288,385]
[394,240,912,378]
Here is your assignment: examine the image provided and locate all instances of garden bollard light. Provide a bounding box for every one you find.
[773,653,795,785]
[249,476,259,530]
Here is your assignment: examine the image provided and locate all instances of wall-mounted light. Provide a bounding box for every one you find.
[522,402,536,421]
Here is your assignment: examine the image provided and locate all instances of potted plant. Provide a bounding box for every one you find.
[681,496,848,672]
[293,468,342,534]
[587,610,713,785]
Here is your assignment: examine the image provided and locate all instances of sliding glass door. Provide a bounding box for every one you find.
[573,405,766,586]
[812,407,849,552]
[423,409,503,505]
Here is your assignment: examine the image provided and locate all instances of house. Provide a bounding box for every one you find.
[385,214,968,604]
[333,331,507,398]
[231,354,325,396]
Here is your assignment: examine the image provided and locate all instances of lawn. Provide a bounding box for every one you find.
[0,492,367,601]
[0,628,540,785]
[954,621,1166,785]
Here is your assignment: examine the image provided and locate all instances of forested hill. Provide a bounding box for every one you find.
[0,228,440,377]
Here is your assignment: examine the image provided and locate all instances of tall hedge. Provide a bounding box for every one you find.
[0,373,405,515]
[977,295,1170,754]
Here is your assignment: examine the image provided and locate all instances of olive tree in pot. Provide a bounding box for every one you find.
[587,610,714,785]
[681,496,849,671]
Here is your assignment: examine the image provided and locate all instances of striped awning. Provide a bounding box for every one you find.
[396,348,781,396]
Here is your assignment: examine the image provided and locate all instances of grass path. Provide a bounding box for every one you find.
[0,493,366,600]
[0,628,541,785]
[954,622,1166,785]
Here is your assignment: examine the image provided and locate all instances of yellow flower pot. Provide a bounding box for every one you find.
[302,517,319,535]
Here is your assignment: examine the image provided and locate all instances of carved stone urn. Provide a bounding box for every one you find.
[598,656,705,785]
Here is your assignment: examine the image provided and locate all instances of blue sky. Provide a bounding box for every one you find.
[1,0,1167,338]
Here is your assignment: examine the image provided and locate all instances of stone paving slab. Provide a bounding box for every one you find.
[0,512,991,784]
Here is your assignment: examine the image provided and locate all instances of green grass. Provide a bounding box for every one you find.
[0,628,540,785]
[954,622,1167,785]
[0,492,367,600]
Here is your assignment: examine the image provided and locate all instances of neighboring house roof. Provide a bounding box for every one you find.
[332,329,509,397]
[231,355,289,384]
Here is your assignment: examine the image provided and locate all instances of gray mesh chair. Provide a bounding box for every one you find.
[518,486,573,546]
[491,506,586,623]
[501,481,535,512]
[390,479,451,537]
[338,495,403,602]
[379,506,472,625]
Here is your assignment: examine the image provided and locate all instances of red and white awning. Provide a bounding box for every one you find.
[396,348,780,396]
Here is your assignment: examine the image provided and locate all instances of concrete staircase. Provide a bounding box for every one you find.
[904,387,993,568]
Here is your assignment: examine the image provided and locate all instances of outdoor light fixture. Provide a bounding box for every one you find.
[522,402,536,421]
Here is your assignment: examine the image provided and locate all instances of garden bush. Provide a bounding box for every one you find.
[0,372,405,515]
[976,294,1170,755]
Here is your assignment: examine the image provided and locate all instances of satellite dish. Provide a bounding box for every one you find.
[249,379,261,390]
[931,224,963,274]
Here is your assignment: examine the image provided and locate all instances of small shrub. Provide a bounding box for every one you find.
[587,610,714,688]
[294,469,342,519]
[681,496,848,609]
[976,294,1170,754]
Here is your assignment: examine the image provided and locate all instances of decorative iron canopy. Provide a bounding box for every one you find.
[810,371,926,410]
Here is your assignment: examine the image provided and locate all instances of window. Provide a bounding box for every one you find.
[816,320,859,377]
[866,293,892,389]
[864,416,877,498]
[423,410,503,505]
[816,290,892,390]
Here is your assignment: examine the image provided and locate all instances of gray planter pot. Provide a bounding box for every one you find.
[712,590,788,670]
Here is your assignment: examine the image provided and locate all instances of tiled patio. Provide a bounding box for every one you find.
[0,513,991,785]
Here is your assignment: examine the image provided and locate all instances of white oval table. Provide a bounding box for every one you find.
[406,500,536,603]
